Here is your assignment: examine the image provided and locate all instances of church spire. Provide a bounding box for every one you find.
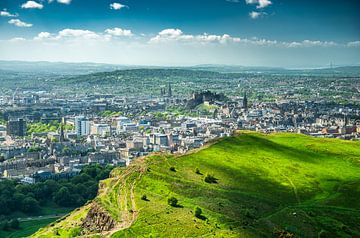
[168,82,172,97]
[243,91,248,112]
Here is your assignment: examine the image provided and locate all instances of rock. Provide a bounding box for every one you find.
[81,203,117,234]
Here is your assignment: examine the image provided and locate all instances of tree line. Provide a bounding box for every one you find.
[0,164,113,230]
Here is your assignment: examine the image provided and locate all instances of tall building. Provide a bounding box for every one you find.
[243,91,248,112]
[7,118,26,137]
[75,116,90,136]
[168,82,172,97]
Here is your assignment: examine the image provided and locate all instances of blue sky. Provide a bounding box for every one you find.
[0,0,359,67]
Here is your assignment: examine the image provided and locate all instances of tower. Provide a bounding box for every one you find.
[59,117,66,142]
[243,91,248,112]
[75,116,90,136]
[168,82,172,97]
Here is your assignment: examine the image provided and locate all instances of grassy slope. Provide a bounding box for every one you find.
[32,132,360,238]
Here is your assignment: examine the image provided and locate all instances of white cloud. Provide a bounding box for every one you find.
[150,29,244,44]
[0,9,18,17]
[245,0,272,9]
[8,19,33,27]
[9,37,26,42]
[21,1,44,9]
[149,29,348,49]
[34,32,52,40]
[48,0,72,4]
[57,29,101,40]
[110,2,128,10]
[347,41,360,47]
[257,0,272,9]
[249,11,261,19]
[285,40,338,48]
[57,0,72,4]
[7,27,357,50]
[105,27,133,37]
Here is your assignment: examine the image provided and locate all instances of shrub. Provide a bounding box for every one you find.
[194,207,202,217]
[9,219,19,229]
[168,196,178,207]
[195,168,202,175]
[169,167,176,172]
[204,174,217,183]
[141,195,149,201]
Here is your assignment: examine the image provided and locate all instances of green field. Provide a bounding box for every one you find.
[31,132,360,238]
[0,218,58,238]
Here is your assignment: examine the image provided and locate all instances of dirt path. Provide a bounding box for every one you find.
[99,162,146,237]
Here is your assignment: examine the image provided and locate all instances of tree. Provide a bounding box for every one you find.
[141,195,149,201]
[168,196,178,207]
[9,219,20,229]
[21,197,40,214]
[53,187,72,207]
[1,221,10,231]
[195,168,202,175]
[194,207,204,219]
[204,174,217,184]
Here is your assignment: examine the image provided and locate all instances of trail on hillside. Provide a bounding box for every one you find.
[97,160,146,237]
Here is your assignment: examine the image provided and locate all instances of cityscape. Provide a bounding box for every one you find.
[1,66,360,182]
[0,0,359,237]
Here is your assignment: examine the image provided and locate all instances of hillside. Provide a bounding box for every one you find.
[31,132,360,238]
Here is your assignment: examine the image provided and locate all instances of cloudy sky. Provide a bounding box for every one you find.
[0,0,359,67]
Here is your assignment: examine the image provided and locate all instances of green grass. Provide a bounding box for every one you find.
[32,132,360,238]
[0,218,57,238]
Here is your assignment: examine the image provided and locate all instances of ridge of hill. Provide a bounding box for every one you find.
[31,132,360,238]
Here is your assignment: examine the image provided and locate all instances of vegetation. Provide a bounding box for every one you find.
[204,173,217,183]
[0,164,113,236]
[167,197,179,207]
[31,132,360,237]
[0,218,58,238]
[98,110,122,118]
[194,207,205,220]
[27,121,74,135]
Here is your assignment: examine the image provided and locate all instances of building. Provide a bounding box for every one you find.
[91,123,111,136]
[75,116,90,136]
[243,92,248,112]
[168,82,172,97]
[6,118,26,137]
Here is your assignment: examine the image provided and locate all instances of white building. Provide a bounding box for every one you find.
[75,116,90,136]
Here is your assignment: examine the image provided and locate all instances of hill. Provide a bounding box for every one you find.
[31,132,360,238]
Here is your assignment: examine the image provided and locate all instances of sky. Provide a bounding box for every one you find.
[0,0,359,67]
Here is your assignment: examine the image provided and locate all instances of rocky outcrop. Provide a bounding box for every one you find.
[81,203,116,234]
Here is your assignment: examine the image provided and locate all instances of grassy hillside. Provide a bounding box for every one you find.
[31,132,360,238]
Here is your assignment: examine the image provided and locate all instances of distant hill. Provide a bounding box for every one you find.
[31,132,360,238]
[191,64,360,76]
[1,60,359,76]
[0,61,132,75]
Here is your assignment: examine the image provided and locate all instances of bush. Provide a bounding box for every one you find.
[169,167,176,172]
[1,221,10,231]
[195,168,202,175]
[9,219,19,229]
[22,197,40,214]
[204,174,217,183]
[141,195,149,201]
[69,227,81,237]
[167,197,178,207]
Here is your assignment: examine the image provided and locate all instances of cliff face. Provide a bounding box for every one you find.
[81,203,117,233]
